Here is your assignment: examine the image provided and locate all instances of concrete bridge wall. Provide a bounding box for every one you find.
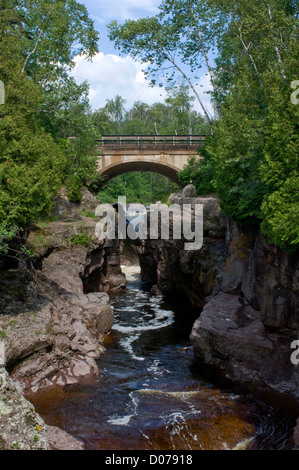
[96,136,205,184]
[97,150,197,183]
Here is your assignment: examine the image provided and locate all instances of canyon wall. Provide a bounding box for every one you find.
[137,186,299,405]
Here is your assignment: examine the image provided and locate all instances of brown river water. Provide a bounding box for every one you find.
[27,265,296,450]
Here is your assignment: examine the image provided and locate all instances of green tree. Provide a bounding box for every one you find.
[92,108,114,136]
[104,95,126,134]
[0,2,66,236]
[108,14,214,126]
[178,149,216,195]
[37,77,99,202]
[175,0,298,250]
[165,81,209,134]
[19,0,99,82]
[259,79,299,250]
[207,0,298,238]
[18,0,101,202]
[0,0,100,254]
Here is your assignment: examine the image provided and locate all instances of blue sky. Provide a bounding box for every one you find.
[70,0,212,114]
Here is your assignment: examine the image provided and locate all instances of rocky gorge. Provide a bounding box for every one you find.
[0,185,298,450]
[137,185,299,448]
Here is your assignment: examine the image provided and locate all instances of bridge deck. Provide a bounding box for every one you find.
[97,135,206,152]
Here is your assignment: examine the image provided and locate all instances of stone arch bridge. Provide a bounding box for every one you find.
[97,135,206,185]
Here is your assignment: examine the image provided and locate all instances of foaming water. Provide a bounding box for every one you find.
[28,264,296,450]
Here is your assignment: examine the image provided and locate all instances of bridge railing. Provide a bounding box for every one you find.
[97,135,207,152]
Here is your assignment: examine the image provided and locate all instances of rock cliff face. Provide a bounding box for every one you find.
[0,241,116,394]
[221,220,299,333]
[190,219,299,403]
[0,193,125,449]
[137,194,228,308]
[27,213,126,294]
[0,367,50,450]
[81,239,127,294]
[0,206,128,394]
[138,187,299,407]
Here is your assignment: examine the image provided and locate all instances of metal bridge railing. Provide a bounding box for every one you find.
[97,135,207,152]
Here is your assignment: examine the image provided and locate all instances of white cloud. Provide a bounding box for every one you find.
[74,1,214,117]
[70,52,167,110]
[70,52,213,117]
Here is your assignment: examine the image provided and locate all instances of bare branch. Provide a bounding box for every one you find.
[267,5,287,79]
[235,26,265,89]
[165,53,213,127]
[22,29,43,73]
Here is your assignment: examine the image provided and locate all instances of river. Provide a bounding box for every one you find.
[28,264,296,450]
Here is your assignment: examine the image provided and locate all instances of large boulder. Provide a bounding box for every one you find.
[52,186,99,218]
[0,268,112,393]
[182,184,197,198]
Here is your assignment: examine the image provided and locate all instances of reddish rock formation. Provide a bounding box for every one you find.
[137,194,228,308]
[190,291,299,401]
[138,188,299,444]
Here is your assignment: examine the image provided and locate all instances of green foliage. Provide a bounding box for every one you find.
[93,88,209,136]
[92,109,114,136]
[0,3,66,234]
[80,210,97,219]
[37,77,99,196]
[168,0,298,249]
[65,175,83,203]
[98,172,180,205]
[0,224,18,254]
[205,78,268,223]
[261,174,299,251]
[104,95,126,134]
[178,147,216,195]
[0,0,100,255]
[19,0,99,81]
[69,232,94,247]
[206,0,299,247]
[259,80,299,250]
[107,4,219,125]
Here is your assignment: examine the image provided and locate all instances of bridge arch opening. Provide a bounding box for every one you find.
[99,161,183,186]
[97,170,181,207]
